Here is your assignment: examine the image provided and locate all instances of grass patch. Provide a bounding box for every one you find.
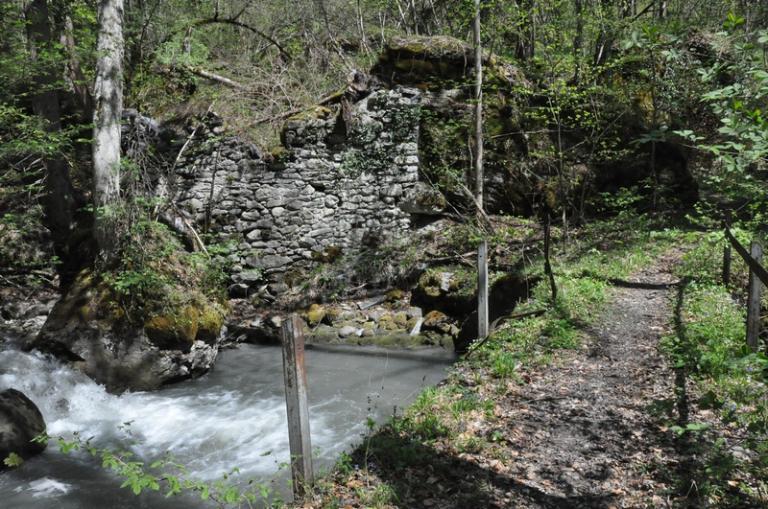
[662,276,768,505]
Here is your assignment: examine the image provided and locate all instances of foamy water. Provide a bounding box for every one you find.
[0,344,450,508]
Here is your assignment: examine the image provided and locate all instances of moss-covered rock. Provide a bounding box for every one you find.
[31,222,229,393]
[378,313,399,331]
[144,307,199,347]
[374,35,526,91]
[305,303,327,325]
[145,302,226,348]
[413,266,478,317]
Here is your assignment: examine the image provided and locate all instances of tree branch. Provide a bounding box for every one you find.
[184,65,248,90]
[160,17,292,62]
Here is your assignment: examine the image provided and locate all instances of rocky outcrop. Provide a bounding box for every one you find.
[31,271,226,393]
[0,288,57,346]
[0,389,46,465]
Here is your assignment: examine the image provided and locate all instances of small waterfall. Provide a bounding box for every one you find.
[409,317,424,336]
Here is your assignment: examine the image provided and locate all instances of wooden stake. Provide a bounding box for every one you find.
[544,216,558,303]
[722,243,731,286]
[478,239,489,340]
[746,241,763,352]
[281,315,313,498]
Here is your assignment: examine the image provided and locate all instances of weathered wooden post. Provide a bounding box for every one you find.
[478,239,489,339]
[280,315,313,498]
[544,215,557,303]
[746,241,763,352]
[722,242,732,286]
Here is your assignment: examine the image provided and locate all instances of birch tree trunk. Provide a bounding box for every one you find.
[92,0,125,257]
[474,0,488,341]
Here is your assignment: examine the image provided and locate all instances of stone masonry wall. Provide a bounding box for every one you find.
[174,87,422,295]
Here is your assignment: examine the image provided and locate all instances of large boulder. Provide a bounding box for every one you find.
[31,271,226,393]
[0,389,46,465]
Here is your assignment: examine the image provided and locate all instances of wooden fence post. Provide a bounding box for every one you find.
[746,241,763,352]
[723,243,732,287]
[478,239,489,340]
[544,216,558,303]
[281,314,313,498]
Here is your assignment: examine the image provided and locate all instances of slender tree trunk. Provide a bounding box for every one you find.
[474,0,488,341]
[573,0,583,81]
[474,6,484,208]
[356,0,369,53]
[25,0,77,280]
[61,13,94,121]
[92,0,125,257]
[514,0,535,60]
[649,49,659,210]
[593,0,613,66]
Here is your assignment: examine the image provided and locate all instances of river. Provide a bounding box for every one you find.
[0,343,452,508]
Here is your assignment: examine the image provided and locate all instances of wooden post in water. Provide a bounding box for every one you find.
[746,241,763,352]
[478,239,489,339]
[280,315,313,498]
[722,243,732,286]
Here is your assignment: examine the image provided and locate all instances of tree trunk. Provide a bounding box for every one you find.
[573,0,583,81]
[657,0,667,19]
[514,0,535,60]
[60,11,94,120]
[24,0,77,283]
[92,0,125,257]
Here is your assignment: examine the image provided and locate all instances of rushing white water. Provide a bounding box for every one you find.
[0,343,451,508]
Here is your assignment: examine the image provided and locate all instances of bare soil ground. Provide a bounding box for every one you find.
[484,250,684,508]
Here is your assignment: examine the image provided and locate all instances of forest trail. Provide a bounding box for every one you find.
[324,249,707,509]
[490,249,686,508]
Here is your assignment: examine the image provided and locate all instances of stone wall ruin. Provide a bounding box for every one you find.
[173,87,423,295]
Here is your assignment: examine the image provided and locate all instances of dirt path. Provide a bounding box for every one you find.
[315,250,717,508]
[494,250,684,508]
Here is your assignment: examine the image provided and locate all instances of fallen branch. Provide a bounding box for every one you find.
[185,66,248,90]
[249,89,346,126]
[158,208,209,257]
[423,251,475,265]
[458,182,495,234]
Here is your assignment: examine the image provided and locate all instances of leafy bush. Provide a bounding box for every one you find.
[101,216,229,323]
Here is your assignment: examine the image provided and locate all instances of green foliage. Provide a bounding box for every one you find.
[676,229,752,288]
[358,482,398,507]
[418,107,471,202]
[3,452,24,468]
[490,350,519,379]
[661,278,768,503]
[675,23,768,206]
[98,211,229,324]
[34,431,282,508]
